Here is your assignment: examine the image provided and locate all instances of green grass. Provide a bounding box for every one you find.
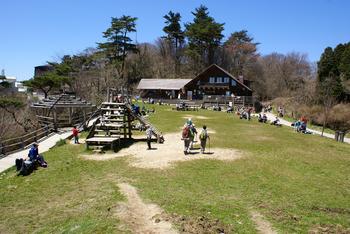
[0,104,349,233]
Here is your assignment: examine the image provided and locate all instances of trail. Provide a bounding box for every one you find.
[250,211,277,234]
[262,112,350,143]
[116,183,178,234]
[82,133,243,169]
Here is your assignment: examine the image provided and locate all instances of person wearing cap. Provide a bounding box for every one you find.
[28,143,47,167]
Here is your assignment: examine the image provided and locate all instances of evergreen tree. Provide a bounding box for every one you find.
[185,5,224,70]
[23,72,69,98]
[98,15,138,80]
[163,11,184,77]
[317,47,343,99]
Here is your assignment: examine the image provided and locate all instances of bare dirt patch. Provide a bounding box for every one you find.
[116,183,178,234]
[68,138,86,145]
[81,133,242,169]
[254,136,274,141]
[250,211,277,234]
[309,224,350,234]
[183,115,211,120]
[160,213,234,233]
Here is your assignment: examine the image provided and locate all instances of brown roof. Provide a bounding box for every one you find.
[190,64,252,92]
[137,79,191,90]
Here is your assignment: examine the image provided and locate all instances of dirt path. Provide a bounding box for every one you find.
[250,211,277,234]
[116,183,178,234]
[81,133,243,169]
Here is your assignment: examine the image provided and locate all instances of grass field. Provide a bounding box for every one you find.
[0,104,349,233]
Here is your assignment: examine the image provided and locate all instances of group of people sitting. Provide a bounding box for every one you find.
[258,113,268,123]
[181,118,210,155]
[15,142,48,176]
[291,116,311,134]
[131,103,155,116]
[238,107,253,120]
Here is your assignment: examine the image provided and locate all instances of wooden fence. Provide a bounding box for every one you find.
[0,124,54,157]
[37,110,96,129]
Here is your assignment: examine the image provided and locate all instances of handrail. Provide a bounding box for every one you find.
[0,124,54,143]
[0,125,54,156]
[77,107,101,131]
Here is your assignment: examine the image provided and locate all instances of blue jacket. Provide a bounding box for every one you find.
[28,146,39,161]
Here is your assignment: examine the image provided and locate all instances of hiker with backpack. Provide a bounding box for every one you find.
[15,142,47,176]
[189,124,197,149]
[199,125,210,154]
[27,142,47,167]
[182,124,191,155]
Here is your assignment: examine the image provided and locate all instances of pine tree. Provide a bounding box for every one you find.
[317,47,343,99]
[163,11,184,77]
[98,15,138,80]
[185,5,224,70]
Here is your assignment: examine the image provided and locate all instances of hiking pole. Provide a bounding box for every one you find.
[208,137,210,154]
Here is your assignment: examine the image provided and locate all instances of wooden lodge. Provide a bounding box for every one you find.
[137,64,253,103]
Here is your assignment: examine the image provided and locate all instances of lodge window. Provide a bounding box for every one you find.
[209,77,215,83]
[216,77,222,83]
[231,80,237,86]
[224,77,229,83]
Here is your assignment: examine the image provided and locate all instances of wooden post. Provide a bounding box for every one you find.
[0,143,5,155]
[123,106,127,139]
[53,109,58,132]
[21,137,24,149]
[69,107,72,125]
[83,109,87,127]
[107,88,110,102]
[128,111,132,139]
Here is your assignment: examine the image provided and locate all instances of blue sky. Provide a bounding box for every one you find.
[1,0,349,80]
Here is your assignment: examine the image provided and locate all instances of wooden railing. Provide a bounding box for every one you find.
[203,95,254,105]
[0,124,54,157]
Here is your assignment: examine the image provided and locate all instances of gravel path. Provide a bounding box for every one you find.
[262,112,350,144]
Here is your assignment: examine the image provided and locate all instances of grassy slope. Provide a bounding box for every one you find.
[0,104,349,233]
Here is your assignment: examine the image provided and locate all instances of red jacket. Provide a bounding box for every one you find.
[72,128,79,136]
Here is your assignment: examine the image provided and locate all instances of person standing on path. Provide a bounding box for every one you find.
[72,126,79,144]
[146,125,153,150]
[182,124,191,155]
[199,125,210,154]
[189,124,197,149]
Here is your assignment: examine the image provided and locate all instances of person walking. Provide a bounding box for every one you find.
[72,126,79,144]
[146,125,153,150]
[189,124,197,149]
[182,124,191,155]
[199,125,210,154]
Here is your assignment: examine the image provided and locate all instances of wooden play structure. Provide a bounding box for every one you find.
[86,88,164,152]
[31,93,96,129]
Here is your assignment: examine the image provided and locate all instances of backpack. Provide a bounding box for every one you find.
[199,130,207,140]
[18,160,34,176]
[182,126,189,139]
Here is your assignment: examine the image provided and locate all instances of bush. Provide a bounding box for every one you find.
[55,139,66,147]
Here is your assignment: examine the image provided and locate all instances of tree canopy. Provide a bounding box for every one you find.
[317,43,350,101]
[97,15,138,80]
[185,5,224,69]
